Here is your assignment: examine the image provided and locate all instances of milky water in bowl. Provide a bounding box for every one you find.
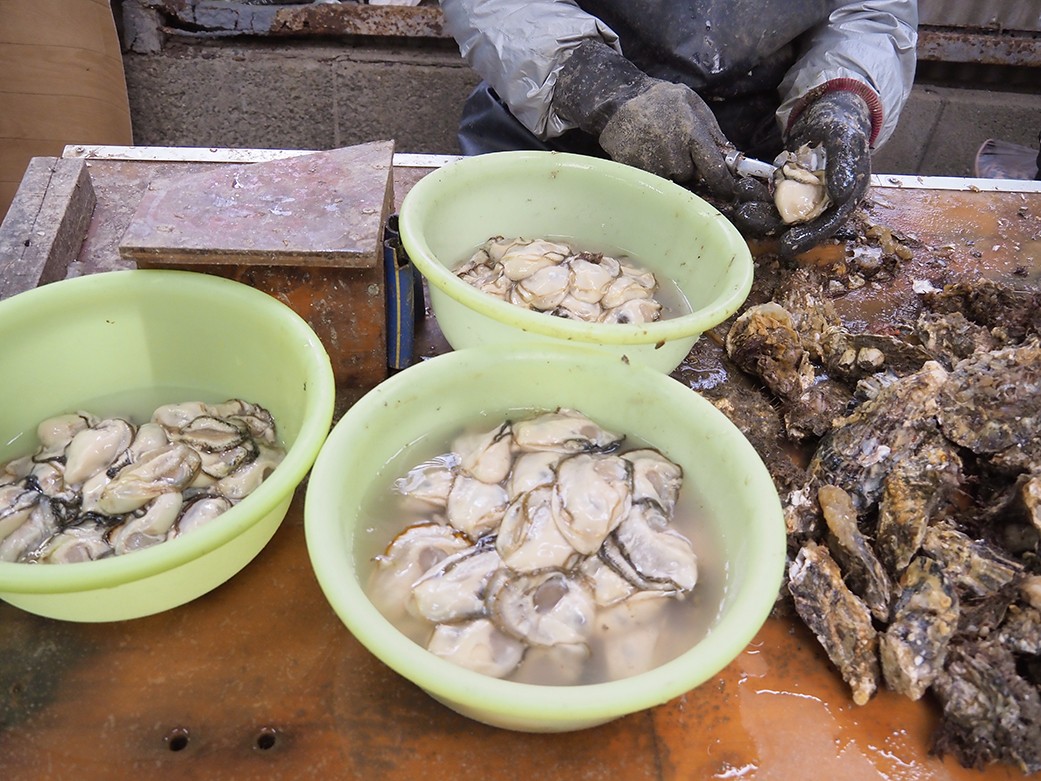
[354,407,727,686]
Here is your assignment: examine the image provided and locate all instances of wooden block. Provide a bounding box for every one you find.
[121,142,395,392]
[0,157,95,300]
[118,141,394,268]
[147,261,387,399]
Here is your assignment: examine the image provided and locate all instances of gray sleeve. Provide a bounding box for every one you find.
[776,0,919,147]
[439,0,620,139]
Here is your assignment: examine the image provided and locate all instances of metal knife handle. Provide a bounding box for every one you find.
[724,149,778,180]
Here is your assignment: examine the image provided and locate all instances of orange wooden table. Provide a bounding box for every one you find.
[1,154,1038,780]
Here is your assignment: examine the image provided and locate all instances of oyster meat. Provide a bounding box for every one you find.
[0,399,285,564]
[366,407,702,684]
[773,144,830,225]
[455,237,666,324]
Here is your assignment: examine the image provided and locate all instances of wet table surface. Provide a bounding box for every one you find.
[1,162,1040,780]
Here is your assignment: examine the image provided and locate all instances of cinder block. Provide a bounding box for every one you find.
[125,46,337,150]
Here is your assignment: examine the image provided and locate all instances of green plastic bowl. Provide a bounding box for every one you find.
[398,151,753,373]
[304,345,785,732]
[0,270,335,621]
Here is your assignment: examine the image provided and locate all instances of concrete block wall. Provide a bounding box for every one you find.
[873,84,1041,177]
[124,39,1040,178]
[125,41,480,155]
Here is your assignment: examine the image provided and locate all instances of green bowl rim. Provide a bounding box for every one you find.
[304,344,786,724]
[0,269,335,593]
[398,151,754,347]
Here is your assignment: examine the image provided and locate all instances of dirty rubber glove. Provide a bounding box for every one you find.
[553,39,737,199]
[777,90,874,258]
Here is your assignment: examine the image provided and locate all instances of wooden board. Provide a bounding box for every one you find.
[119,142,394,268]
[0,157,95,300]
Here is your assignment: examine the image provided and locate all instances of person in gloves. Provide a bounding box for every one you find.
[440,0,918,258]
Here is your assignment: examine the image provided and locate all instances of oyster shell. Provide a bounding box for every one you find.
[808,360,948,513]
[879,555,959,700]
[921,278,1041,344]
[875,438,962,575]
[937,342,1041,455]
[725,302,814,401]
[920,522,1024,598]
[788,541,879,706]
[818,484,892,622]
[820,328,932,385]
[932,639,1041,774]
[915,311,1001,368]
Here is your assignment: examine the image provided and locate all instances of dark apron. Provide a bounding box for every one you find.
[458,0,832,161]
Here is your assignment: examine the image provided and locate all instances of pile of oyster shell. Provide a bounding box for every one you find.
[454,237,664,324]
[718,267,1041,773]
[0,399,285,564]
[368,408,699,684]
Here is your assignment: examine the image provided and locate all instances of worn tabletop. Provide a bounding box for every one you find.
[1,153,1040,780]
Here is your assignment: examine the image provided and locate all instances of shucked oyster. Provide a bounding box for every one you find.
[369,407,699,684]
[0,399,285,564]
[773,144,830,225]
[455,237,664,324]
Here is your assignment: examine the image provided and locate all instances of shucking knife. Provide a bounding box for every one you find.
[724,148,777,181]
